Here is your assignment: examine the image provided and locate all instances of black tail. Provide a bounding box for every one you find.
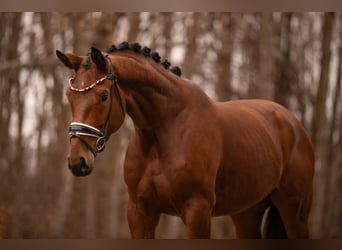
[262,204,287,239]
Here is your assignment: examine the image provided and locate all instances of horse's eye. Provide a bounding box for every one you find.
[100,91,108,102]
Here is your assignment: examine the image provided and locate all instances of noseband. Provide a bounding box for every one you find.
[68,54,125,157]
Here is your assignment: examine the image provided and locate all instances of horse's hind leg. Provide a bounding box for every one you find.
[231,199,269,238]
[270,189,312,239]
[270,143,314,239]
[270,113,314,239]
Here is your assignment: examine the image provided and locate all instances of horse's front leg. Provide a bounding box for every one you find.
[182,196,212,238]
[127,197,160,239]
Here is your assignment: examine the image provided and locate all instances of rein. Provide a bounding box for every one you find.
[68,54,125,157]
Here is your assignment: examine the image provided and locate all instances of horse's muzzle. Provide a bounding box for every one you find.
[68,157,92,176]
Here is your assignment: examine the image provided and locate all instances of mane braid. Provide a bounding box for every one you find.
[104,42,182,77]
[106,45,117,53]
[142,46,151,56]
[118,41,130,50]
[161,59,171,69]
[151,52,161,63]
[130,43,141,53]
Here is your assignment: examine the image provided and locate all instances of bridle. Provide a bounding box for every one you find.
[68,54,125,157]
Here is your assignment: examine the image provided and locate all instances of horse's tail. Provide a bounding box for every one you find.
[262,204,287,239]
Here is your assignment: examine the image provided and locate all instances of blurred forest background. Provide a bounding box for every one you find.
[0,12,341,238]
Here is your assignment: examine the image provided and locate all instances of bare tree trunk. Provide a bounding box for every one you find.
[0,13,15,196]
[274,13,296,108]
[310,12,335,238]
[322,22,342,237]
[294,13,313,127]
[127,13,140,42]
[182,13,201,78]
[0,13,25,237]
[311,12,334,148]
[252,13,275,100]
[92,13,119,48]
[215,13,235,101]
[161,12,173,57]
[335,112,342,237]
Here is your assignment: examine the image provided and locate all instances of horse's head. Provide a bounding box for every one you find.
[56,47,126,176]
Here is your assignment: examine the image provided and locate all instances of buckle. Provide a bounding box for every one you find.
[96,136,106,152]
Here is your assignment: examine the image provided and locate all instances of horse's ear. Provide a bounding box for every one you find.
[56,50,81,71]
[91,47,107,72]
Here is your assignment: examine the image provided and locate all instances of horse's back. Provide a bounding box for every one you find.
[217,99,313,164]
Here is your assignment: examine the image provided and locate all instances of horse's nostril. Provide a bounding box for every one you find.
[68,156,92,176]
[79,157,89,174]
[80,157,86,165]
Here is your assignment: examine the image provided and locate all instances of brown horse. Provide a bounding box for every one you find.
[56,42,314,239]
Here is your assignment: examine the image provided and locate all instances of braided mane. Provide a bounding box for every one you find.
[105,42,182,77]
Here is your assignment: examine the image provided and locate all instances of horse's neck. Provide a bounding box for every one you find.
[111,54,189,131]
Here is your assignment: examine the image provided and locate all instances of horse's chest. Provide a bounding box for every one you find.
[134,163,178,214]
